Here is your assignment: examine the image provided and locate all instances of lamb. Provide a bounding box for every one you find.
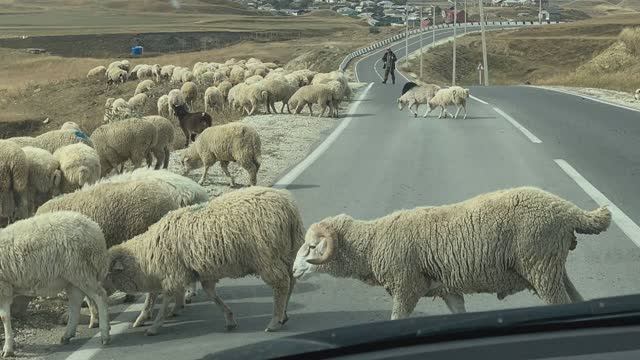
[181,81,198,110]
[106,67,128,85]
[127,93,149,116]
[397,83,442,118]
[288,84,335,118]
[0,141,29,223]
[134,79,155,96]
[142,115,175,169]
[87,66,107,80]
[8,129,94,154]
[53,143,101,193]
[204,86,224,113]
[172,104,212,147]
[0,211,111,357]
[37,170,209,329]
[104,186,304,335]
[90,118,158,176]
[181,122,261,186]
[20,147,62,216]
[425,86,470,119]
[256,78,296,114]
[160,65,175,81]
[292,186,612,320]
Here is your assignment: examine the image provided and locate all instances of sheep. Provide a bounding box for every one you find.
[311,70,351,100]
[151,64,162,82]
[0,211,111,356]
[0,141,29,223]
[168,88,187,115]
[142,115,175,169]
[229,65,246,85]
[288,84,335,118]
[425,86,470,119]
[105,98,133,122]
[86,66,107,80]
[181,70,195,83]
[60,121,81,131]
[134,79,155,96]
[37,170,209,329]
[136,65,154,80]
[181,122,261,186]
[319,80,350,118]
[160,65,175,81]
[90,118,158,176]
[20,146,62,216]
[212,71,228,86]
[171,67,186,83]
[234,83,269,115]
[106,67,128,85]
[260,78,297,114]
[104,186,304,335]
[244,74,264,85]
[217,80,233,100]
[181,81,198,110]
[108,60,129,72]
[127,93,148,116]
[157,94,172,120]
[292,186,612,320]
[53,143,101,193]
[284,72,307,88]
[397,83,442,118]
[128,64,144,80]
[8,129,94,154]
[634,89,640,101]
[171,104,212,147]
[204,86,224,113]
[197,71,216,87]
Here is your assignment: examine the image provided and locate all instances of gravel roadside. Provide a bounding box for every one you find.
[6,81,368,359]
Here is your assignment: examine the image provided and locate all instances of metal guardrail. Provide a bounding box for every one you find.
[338,20,562,72]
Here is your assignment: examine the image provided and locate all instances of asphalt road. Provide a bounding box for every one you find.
[49,27,640,360]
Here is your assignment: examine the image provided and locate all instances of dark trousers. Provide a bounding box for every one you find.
[383,66,395,84]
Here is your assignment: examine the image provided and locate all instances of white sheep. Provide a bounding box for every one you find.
[181,122,261,186]
[260,78,297,114]
[86,66,107,80]
[181,82,198,110]
[397,83,442,117]
[106,67,128,85]
[60,121,81,131]
[293,186,612,319]
[171,67,186,83]
[204,86,224,113]
[0,211,111,357]
[634,88,640,101]
[128,93,149,116]
[53,143,101,193]
[142,115,175,169]
[160,65,175,81]
[425,86,470,119]
[0,141,28,224]
[157,94,172,120]
[104,186,304,335]
[229,65,246,85]
[8,129,94,154]
[20,146,62,216]
[151,64,162,82]
[134,79,155,96]
[217,80,233,101]
[181,70,195,83]
[288,84,335,118]
[136,65,154,80]
[105,98,132,122]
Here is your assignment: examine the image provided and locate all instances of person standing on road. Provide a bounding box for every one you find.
[382,48,397,85]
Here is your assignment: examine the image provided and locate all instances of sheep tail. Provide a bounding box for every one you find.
[574,206,611,234]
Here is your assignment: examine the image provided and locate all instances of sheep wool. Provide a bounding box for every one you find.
[20,146,62,215]
[181,82,198,109]
[87,66,107,80]
[0,140,29,193]
[293,186,612,320]
[142,115,175,169]
[134,79,155,96]
[397,83,442,118]
[105,186,304,335]
[204,86,224,113]
[181,122,261,186]
[288,84,335,118]
[0,211,111,356]
[33,129,94,153]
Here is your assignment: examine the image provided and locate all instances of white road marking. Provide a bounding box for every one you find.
[470,95,488,104]
[554,159,640,248]
[273,82,374,188]
[492,106,542,143]
[532,86,640,114]
[373,58,384,80]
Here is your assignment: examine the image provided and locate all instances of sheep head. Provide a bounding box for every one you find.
[397,97,406,111]
[292,221,337,279]
[104,252,146,296]
[180,147,202,175]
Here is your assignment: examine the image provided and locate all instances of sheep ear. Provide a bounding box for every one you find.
[52,170,62,188]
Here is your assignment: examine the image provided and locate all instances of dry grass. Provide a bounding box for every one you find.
[406,14,640,92]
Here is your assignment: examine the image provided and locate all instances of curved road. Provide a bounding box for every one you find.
[51,27,640,360]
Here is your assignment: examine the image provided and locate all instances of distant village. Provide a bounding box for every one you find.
[239,0,553,26]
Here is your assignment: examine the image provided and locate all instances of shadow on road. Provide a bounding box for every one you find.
[284,184,320,190]
[347,113,375,118]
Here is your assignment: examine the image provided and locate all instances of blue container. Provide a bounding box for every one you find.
[131,46,143,56]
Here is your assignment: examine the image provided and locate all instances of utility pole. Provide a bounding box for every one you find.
[405,4,409,64]
[452,0,457,86]
[420,7,423,79]
[464,0,467,34]
[478,0,489,86]
[538,0,543,24]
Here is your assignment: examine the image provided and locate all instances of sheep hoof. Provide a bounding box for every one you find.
[58,312,69,325]
[225,322,238,331]
[101,336,111,346]
[145,329,159,336]
[60,336,72,345]
[414,114,417,118]
[184,297,192,304]
[132,319,146,328]
[2,350,14,358]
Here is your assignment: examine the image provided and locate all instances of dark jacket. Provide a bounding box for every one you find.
[382,51,397,69]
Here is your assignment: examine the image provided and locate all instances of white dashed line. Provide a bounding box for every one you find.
[554,159,640,249]
[492,106,542,144]
[470,95,488,104]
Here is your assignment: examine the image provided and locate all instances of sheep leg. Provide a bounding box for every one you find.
[133,293,157,328]
[563,271,583,303]
[454,105,462,119]
[239,159,258,186]
[462,104,467,120]
[270,101,278,114]
[422,105,433,118]
[200,280,237,330]
[220,161,236,187]
[163,147,170,169]
[526,265,571,305]
[409,100,418,117]
[0,294,14,357]
[168,291,185,318]
[145,292,169,336]
[153,148,164,170]
[198,164,211,185]
[87,297,99,328]
[182,127,191,147]
[261,269,291,332]
[184,282,197,304]
[77,283,110,345]
[61,286,84,344]
[442,293,466,314]
[307,103,313,117]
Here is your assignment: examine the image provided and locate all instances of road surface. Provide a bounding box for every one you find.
[50,27,640,360]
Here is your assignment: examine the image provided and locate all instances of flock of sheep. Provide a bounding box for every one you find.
[0,55,615,358]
